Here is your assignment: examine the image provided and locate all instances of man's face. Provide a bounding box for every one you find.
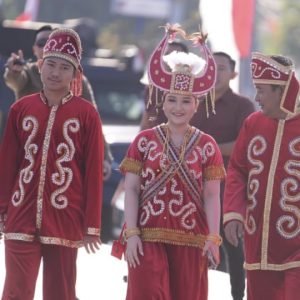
[33,30,51,60]
[213,55,236,93]
[254,84,283,118]
[39,57,75,93]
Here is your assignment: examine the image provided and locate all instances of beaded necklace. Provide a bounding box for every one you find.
[160,124,192,174]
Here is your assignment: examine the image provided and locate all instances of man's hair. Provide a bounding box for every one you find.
[271,55,293,67]
[35,25,53,38]
[270,55,294,91]
[213,51,236,71]
[167,41,189,54]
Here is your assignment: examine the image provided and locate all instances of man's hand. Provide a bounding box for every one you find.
[83,235,102,254]
[5,50,25,72]
[103,160,112,181]
[224,220,244,247]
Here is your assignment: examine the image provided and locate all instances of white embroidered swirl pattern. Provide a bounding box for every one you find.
[51,118,80,209]
[44,39,81,61]
[168,178,197,229]
[12,116,38,206]
[246,135,267,234]
[251,62,281,79]
[276,137,300,239]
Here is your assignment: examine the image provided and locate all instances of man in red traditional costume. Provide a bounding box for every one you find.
[118,24,226,300]
[224,53,300,300]
[0,28,103,300]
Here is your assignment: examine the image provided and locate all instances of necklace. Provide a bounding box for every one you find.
[160,124,192,174]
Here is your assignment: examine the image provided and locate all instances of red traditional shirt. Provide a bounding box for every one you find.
[120,124,225,248]
[0,93,103,248]
[224,111,300,271]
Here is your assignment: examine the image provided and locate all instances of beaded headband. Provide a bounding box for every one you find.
[251,52,300,114]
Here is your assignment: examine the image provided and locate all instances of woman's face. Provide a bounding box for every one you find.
[163,93,198,127]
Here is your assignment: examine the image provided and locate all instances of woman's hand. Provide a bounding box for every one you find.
[202,240,220,268]
[125,235,144,268]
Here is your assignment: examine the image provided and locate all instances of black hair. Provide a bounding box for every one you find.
[270,55,294,91]
[271,55,293,67]
[35,25,53,38]
[167,41,189,54]
[213,51,236,71]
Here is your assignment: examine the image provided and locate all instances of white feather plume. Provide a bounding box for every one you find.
[163,51,206,75]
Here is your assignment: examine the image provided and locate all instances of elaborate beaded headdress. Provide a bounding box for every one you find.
[148,24,216,116]
[251,52,300,114]
[43,28,83,96]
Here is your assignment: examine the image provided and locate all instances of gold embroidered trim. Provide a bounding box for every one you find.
[36,105,58,229]
[141,227,206,248]
[4,233,84,248]
[119,157,142,175]
[40,236,83,248]
[5,233,35,242]
[261,120,284,269]
[87,227,101,236]
[245,261,300,271]
[203,165,226,181]
[223,212,244,225]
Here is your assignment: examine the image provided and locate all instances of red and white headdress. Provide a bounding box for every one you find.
[148,24,216,96]
[251,52,300,114]
[43,28,83,96]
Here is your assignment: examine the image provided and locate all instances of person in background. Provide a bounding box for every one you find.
[224,53,300,300]
[118,24,225,300]
[140,49,255,300]
[3,24,113,180]
[0,28,103,300]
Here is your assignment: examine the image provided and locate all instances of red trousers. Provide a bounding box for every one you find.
[126,242,208,300]
[247,268,300,300]
[2,240,78,300]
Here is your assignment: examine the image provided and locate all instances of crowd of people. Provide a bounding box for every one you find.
[0,21,299,300]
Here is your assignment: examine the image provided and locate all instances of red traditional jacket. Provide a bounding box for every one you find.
[120,124,225,248]
[224,111,300,271]
[0,93,103,248]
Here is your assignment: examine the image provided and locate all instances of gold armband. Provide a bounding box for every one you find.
[124,227,141,240]
[206,234,222,246]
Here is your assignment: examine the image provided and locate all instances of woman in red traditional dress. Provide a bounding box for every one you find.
[119,24,226,300]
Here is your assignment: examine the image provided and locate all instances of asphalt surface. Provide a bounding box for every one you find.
[0,242,236,299]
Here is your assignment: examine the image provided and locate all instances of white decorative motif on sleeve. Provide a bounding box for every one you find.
[246,135,267,234]
[276,137,300,239]
[12,116,39,206]
[51,118,80,209]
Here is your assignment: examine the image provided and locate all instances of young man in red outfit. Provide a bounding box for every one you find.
[0,28,103,300]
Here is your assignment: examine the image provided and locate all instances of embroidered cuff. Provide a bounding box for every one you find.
[223,212,244,225]
[86,227,101,236]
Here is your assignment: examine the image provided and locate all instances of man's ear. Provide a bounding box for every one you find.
[231,71,238,80]
[37,59,43,73]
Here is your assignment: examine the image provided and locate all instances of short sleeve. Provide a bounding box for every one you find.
[119,132,148,175]
[202,135,226,181]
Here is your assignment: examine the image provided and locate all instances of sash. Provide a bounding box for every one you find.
[140,125,203,210]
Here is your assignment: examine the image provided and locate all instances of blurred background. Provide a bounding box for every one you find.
[0,0,299,242]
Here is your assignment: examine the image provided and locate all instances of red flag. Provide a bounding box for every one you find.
[232,0,255,58]
[15,0,40,22]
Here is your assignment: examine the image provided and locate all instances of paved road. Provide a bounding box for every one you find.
[0,242,234,299]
